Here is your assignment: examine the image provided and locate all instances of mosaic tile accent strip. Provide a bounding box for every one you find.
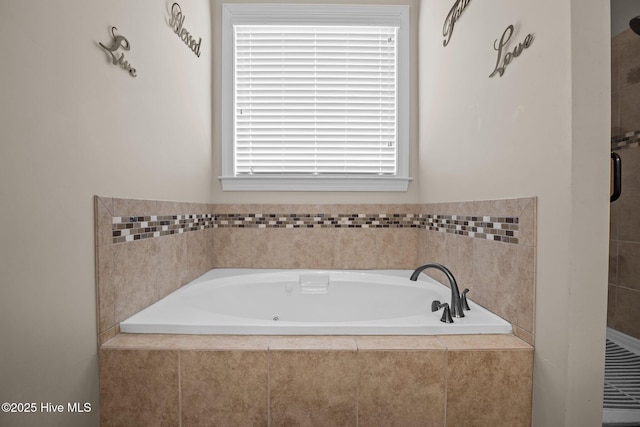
[111,212,519,244]
[112,214,215,244]
[422,214,519,244]
[612,130,640,150]
[214,213,423,229]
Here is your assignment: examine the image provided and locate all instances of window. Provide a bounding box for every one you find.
[221,4,410,191]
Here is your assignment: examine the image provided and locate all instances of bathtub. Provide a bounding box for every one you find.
[120,269,512,335]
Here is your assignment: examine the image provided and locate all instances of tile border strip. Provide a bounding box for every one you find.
[112,212,519,245]
[612,130,640,151]
[426,214,519,244]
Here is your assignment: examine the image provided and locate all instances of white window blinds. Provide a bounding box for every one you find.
[233,25,398,176]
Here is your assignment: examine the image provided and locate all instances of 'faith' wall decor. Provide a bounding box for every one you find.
[443,0,472,47]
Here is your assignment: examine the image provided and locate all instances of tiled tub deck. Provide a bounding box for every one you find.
[99,333,533,426]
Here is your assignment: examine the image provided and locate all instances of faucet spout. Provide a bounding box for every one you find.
[410,263,465,318]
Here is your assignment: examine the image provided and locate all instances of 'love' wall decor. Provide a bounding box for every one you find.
[489,25,534,78]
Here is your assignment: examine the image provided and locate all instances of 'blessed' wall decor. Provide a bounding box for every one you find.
[168,3,202,58]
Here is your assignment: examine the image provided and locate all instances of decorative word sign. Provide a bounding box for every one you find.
[169,3,202,57]
[489,25,534,78]
[443,0,472,47]
[98,27,137,77]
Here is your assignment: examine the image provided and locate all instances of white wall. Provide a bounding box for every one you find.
[419,0,610,425]
[0,1,212,425]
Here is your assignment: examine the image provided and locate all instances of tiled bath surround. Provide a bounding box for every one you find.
[95,195,536,425]
[609,28,640,340]
[100,334,532,426]
[95,196,536,344]
[419,198,537,344]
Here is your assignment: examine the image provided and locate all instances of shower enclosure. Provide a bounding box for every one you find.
[606,3,640,425]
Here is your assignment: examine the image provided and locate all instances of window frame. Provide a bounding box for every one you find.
[220,3,411,192]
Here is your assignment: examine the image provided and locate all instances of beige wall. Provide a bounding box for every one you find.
[0,1,212,426]
[1,0,612,426]
[419,0,610,426]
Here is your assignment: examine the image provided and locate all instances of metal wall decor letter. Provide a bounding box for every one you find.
[98,27,137,77]
[443,0,472,47]
[168,3,202,57]
[489,25,534,78]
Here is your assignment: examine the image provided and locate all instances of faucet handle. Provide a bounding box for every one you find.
[461,288,470,311]
[431,300,454,323]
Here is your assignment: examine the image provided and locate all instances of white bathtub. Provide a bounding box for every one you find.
[120,269,512,335]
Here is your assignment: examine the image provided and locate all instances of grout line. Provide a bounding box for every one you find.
[355,346,359,427]
[443,347,449,427]
[266,346,271,427]
[177,351,182,427]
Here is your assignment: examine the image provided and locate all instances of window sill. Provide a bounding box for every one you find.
[219,176,412,192]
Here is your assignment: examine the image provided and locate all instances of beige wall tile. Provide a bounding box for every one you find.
[620,148,640,196]
[418,230,448,284]
[280,228,340,269]
[471,239,534,333]
[355,336,444,350]
[618,195,640,242]
[618,30,640,91]
[181,350,268,426]
[615,287,640,339]
[358,350,446,427]
[102,333,271,351]
[444,233,474,288]
[98,326,119,347]
[609,240,618,285]
[99,349,179,426]
[608,284,617,329]
[611,201,619,241]
[518,197,537,247]
[96,245,115,334]
[436,334,531,350]
[446,350,533,427]
[513,326,534,346]
[113,235,187,323]
[333,228,379,270]
[112,197,158,217]
[95,196,114,247]
[113,240,155,324]
[374,228,418,269]
[617,241,640,290]
[269,336,357,351]
[516,245,536,334]
[619,83,640,134]
[269,350,357,426]
[612,91,621,136]
[153,233,188,299]
[186,230,210,283]
[212,228,257,267]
